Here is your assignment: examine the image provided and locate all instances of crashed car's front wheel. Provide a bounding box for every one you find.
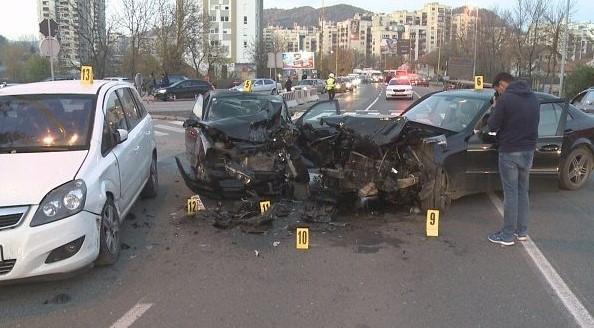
[96,197,121,266]
[420,168,450,212]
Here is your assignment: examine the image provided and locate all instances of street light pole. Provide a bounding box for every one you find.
[472,6,478,77]
[559,0,570,97]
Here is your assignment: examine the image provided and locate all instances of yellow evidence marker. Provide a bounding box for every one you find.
[474,75,484,90]
[259,201,271,214]
[296,227,309,250]
[426,209,440,237]
[187,195,205,216]
[243,79,253,92]
[80,66,93,84]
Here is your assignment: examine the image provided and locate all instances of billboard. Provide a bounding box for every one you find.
[281,52,315,69]
[397,40,411,55]
[350,20,360,41]
[380,38,398,54]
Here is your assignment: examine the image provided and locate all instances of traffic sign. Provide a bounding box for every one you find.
[39,37,60,58]
[474,76,484,90]
[39,19,58,37]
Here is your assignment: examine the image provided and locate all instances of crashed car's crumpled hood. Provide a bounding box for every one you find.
[321,115,454,146]
[200,106,282,143]
[321,115,408,146]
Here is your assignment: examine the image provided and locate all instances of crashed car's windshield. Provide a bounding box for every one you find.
[403,94,487,132]
[207,96,273,121]
[0,94,94,153]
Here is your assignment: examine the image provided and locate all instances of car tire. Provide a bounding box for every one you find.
[559,146,593,190]
[420,168,450,212]
[141,155,159,198]
[96,197,121,266]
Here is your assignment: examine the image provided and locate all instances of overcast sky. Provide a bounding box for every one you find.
[0,0,592,41]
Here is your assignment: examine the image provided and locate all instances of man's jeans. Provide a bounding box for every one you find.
[499,151,534,240]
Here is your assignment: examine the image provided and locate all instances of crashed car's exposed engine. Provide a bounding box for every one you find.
[301,115,442,207]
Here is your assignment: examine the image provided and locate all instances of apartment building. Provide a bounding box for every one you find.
[263,25,320,53]
[203,0,263,69]
[37,0,105,72]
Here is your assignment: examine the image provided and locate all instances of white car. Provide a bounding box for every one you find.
[0,80,158,281]
[386,77,414,100]
[232,78,282,95]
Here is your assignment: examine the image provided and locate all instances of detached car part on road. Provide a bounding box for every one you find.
[0,80,158,281]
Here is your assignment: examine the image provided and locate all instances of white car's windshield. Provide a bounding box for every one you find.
[403,95,487,132]
[0,94,95,153]
[390,79,410,85]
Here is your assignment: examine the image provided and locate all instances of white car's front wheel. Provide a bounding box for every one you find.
[96,197,121,266]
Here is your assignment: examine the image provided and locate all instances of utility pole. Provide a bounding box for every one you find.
[320,0,324,76]
[559,0,570,97]
[472,6,478,77]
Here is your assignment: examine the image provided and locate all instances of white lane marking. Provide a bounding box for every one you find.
[154,124,185,134]
[110,303,153,328]
[170,121,184,126]
[154,131,168,137]
[364,92,381,111]
[413,90,421,99]
[488,193,594,328]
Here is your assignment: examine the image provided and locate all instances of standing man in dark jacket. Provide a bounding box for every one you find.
[487,72,540,246]
[285,76,292,92]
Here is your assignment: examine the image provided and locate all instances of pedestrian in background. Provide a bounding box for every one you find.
[326,73,336,100]
[302,72,307,81]
[285,76,292,93]
[487,72,540,246]
[149,72,157,95]
[134,72,143,96]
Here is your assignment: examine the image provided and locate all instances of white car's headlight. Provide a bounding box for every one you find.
[158,89,167,94]
[336,83,342,88]
[31,180,87,227]
[346,82,352,87]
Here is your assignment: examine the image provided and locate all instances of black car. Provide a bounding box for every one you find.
[176,89,594,211]
[570,87,594,113]
[155,79,214,101]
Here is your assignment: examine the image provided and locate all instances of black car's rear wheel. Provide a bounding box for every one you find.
[560,146,593,190]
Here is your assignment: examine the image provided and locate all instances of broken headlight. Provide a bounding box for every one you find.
[31,180,87,227]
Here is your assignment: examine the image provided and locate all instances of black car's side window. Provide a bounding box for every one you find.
[117,88,142,130]
[538,103,562,137]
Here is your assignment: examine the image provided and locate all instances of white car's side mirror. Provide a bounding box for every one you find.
[116,129,128,144]
[193,94,204,118]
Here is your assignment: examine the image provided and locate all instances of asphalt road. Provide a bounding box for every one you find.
[1,84,593,328]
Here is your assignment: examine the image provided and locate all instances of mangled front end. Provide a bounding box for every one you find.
[303,115,449,210]
[176,114,306,198]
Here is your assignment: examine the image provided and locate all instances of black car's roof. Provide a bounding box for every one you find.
[437,88,562,103]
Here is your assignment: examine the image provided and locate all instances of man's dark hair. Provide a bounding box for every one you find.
[492,72,514,87]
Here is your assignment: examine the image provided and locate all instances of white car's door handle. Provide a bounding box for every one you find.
[145,130,151,135]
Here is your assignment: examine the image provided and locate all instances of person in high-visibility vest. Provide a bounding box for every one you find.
[326,73,336,100]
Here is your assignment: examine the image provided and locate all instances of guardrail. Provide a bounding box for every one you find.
[281,88,320,108]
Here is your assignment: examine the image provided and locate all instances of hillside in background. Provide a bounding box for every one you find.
[264,4,371,27]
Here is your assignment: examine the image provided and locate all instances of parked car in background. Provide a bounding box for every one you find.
[386,77,413,100]
[232,78,282,95]
[155,79,214,101]
[165,74,189,87]
[293,79,326,94]
[0,80,158,281]
[336,77,353,92]
[570,87,594,113]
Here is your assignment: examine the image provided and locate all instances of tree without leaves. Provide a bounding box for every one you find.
[118,0,157,77]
